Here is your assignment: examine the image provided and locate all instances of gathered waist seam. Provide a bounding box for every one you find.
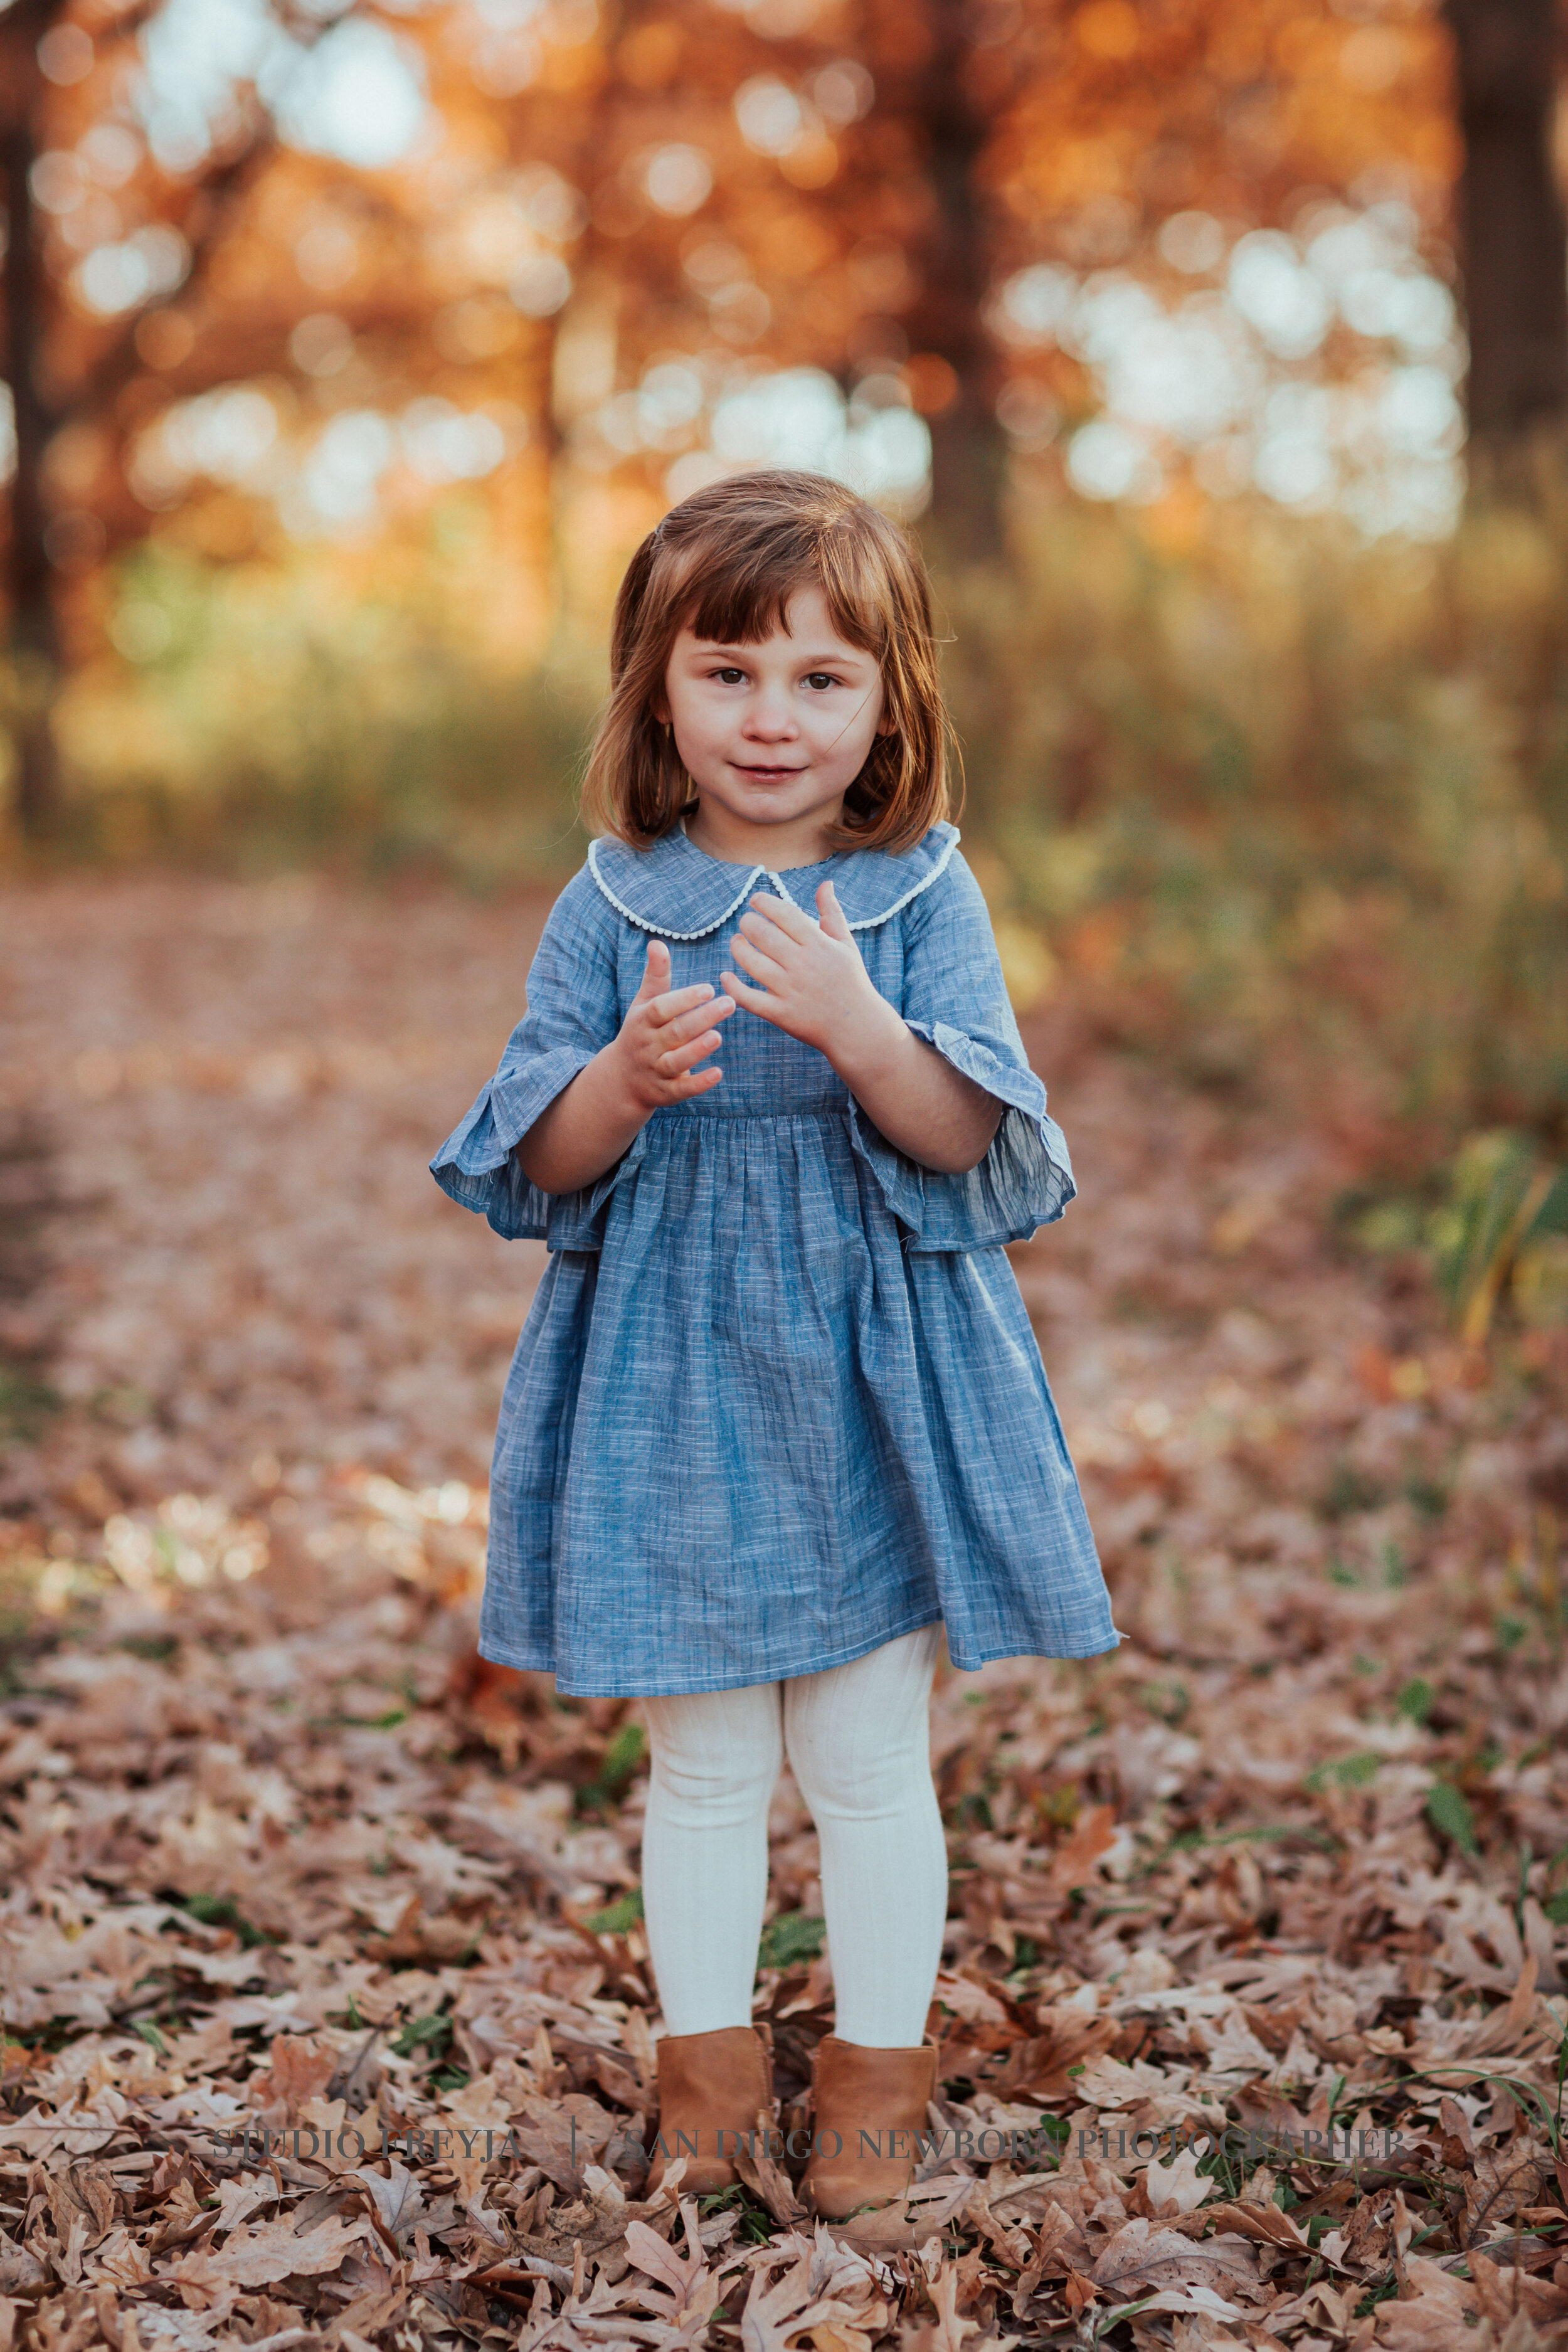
[649,1108,849,1125]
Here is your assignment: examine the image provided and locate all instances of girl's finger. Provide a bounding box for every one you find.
[748,893,815,941]
[817,879,854,942]
[737,908,796,953]
[674,1062,722,1095]
[720,970,782,1022]
[661,993,734,1044]
[729,933,788,987]
[633,940,674,1004]
[645,981,717,1025]
[655,1028,724,1077]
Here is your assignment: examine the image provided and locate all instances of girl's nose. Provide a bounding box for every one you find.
[743,686,797,738]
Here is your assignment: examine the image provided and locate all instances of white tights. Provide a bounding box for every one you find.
[640,1624,948,2048]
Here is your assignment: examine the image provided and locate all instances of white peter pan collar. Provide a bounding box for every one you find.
[587,819,959,941]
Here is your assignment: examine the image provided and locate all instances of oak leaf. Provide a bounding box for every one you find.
[1461,2144,1548,2247]
[1141,2145,1219,2215]
[1089,2217,1259,2304]
[169,2212,366,2289]
[1202,2200,1310,2255]
[246,2034,337,2123]
[346,2160,426,2243]
[740,2249,876,2352]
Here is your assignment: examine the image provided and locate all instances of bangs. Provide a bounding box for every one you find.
[678,538,887,659]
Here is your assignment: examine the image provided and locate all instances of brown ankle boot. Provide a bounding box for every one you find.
[644,2025,773,2197]
[801,2035,939,2220]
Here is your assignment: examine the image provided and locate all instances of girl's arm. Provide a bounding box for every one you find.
[516,941,735,1194]
[830,1002,1002,1173]
[721,886,1002,1175]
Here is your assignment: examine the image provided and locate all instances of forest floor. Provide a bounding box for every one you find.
[0,873,1565,2352]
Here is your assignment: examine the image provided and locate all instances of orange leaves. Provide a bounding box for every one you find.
[1202,2195,1310,2258]
[1073,4,1141,65]
[739,2228,894,2351]
[1043,1802,1119,1900]
[1459,2141,1551,2251]
[988,2001,1121,2100]
[246,2035,337,2125]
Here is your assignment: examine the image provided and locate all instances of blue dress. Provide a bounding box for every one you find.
[430,820,1124,1697]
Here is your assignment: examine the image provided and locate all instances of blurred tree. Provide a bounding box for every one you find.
[0,0,452,837]
[1443,0,1568,469]
[495,0,1462,553]
[1,0,73,833]
[9,0,1564,847]
[877,0,1010,559]
[0,0,291,834]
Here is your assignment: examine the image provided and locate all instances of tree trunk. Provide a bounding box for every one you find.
[1,120,63,835]
[904,0,1007,563]
[0,21,63,837]
[1444,0,1568,474]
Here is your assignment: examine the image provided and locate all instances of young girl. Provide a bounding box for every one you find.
[431,470,1123,2219]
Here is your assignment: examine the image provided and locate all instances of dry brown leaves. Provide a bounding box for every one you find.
[0,876,1564,2352]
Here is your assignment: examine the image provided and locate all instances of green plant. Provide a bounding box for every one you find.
[578,1720,647,1816]
[757,1912,826,1970]
[391,2011,453,2062]
[168,1892,277,1949]
[946,495,1568,1143]
[1305,1752,1383,1793]
[1424,1780,1480,1857]
[1396,1678,1436,1724]
[581,1887,645,1936]
[1429,1131,1568,1341]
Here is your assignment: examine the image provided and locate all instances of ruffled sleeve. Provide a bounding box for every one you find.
[429,869,628,1244]
[847,851,1075,1252]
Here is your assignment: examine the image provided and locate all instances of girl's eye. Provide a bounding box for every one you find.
[713,667,747,685]
[803,672,841,691]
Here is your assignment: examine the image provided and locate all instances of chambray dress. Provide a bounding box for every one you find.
[430,820,1123,1696]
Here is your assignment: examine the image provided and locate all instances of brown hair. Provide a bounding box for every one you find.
[580,469,959,854]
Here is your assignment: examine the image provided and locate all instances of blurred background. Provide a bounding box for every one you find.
[1,0,1566,1315]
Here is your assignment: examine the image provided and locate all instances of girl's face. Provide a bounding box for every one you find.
[657,583,891,865]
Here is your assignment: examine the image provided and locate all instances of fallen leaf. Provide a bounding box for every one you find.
[1090,2217,1260,2303]
[170,2212,367,2289]
[1142,2145,1219,2215]
[1462,2144,1549,2247]
[734,2143,808,2227]
[347,2161,426,2242]
[1203,2200,1310,2255]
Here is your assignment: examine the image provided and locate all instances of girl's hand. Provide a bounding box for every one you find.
[723,881,1004,1173]
[613,939,734,1110]
[721,882,900,1067]
[516,941,730,1194]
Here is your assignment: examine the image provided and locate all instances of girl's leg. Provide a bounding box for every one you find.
[640,1681,784,2035]
[782,1624,947,2047]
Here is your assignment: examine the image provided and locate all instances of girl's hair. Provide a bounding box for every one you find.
[581,469,958,854]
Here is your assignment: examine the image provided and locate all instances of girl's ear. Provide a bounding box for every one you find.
[650,687,670,726]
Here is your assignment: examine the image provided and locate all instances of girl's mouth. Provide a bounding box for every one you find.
[734,763,805,781]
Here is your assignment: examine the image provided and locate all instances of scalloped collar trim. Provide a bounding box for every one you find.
[587,820,959,941]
